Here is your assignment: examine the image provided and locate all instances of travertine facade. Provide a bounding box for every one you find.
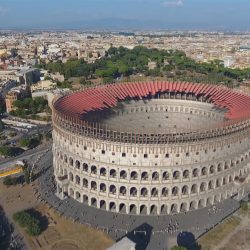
[52,82,250,215]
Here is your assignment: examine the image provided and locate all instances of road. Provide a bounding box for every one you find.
[0,143,51,170]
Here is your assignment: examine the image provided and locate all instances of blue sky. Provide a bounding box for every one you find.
[0,0,250,30]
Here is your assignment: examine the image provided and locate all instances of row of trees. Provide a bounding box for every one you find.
[36,46,250,86]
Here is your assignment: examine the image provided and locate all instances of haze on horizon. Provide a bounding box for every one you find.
[0,0,249,30]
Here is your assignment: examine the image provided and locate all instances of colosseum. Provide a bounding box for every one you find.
[52,81,250,216]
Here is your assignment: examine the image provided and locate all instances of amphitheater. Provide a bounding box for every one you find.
[52,81,250,216]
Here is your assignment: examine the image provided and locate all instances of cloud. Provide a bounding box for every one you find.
[163,0,184,7]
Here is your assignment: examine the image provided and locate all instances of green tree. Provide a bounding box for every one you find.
[171,246,187,250]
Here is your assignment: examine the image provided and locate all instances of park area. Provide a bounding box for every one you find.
[0,179,113,250]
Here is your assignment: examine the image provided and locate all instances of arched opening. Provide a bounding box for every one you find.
[206,197,213,206]
[170,204,178,214]
[173,171,180,180]
[210,165,215,174]
[75,160,80,169]
[100,200,106,210]
[69,188,74,197]
[162,188,168,197]
[130,204,137,215]
[91,165,97,174]
[172,186,179,196]
[201,167,207,176]
[140,205,147,215]
[109,185,116,194]
[192,168,199,177]
[183,170,189,179]
[151,188,158,197]
[150,205,157,215]
[180,202,188,212]
[100,183,106,193]
[130,187,137,197]
[64,155,68,163]
[223,177,227,185]
[110,169,117,178]
[130,171,138,180]
[119,186,127,196]
[83,163,88,172]
[160,205,168,214]
[82,178,88,188]
[191,184,198,194]
[109,202,116,211]
[100,167,107,176]
[91,197,97,207]
[229,176,233,183]
[75,191,81,201]
[69,172,74,182]
[120,170,127,179]
[141,171,149,181]
[217,163,222,172]
[182,185,189,195]
[91,181,97,191]
[215,179,221,188]
[83,195,88,204]
[69,157,73,166]
[214,195,220,203]
[75,175,80,185]
[163,171,169,180]
[119,203,126,213]
[189,201,196,211]
[200,182,206,192]
[140,188,148,197]
[152,172,159,181]
[208,180,214,190]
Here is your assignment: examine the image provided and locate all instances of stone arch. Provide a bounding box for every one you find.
[229,175,233,183]
[162,187,169,197]
[109,185,116,194]
[141,171,149,180]
[91,197,97,207]
[160,205,168,214]
[91,165,97,174]
[64,155,68,163]
[182,185,189,195]
[75,191,81,201]
[150,205,157,215]
[201,167,207,176]
[191,184,198,194]
[222,177,227,185]
[69,157,73,166]
[119,203,126,213]
[151,187,158,197]
[140,205,147,215]
[183,170,190,179]
[170,204,178,214]
[69,172,74,182]
[130,171,138,180]
[152,171,159,181]
[162,171,170,180]
[180,202,188,212]
[198,199,206,209]
[100,167,107,176]
[120,170,127,179]
[100,183,106,193]
[173,171,180,180]
[141,187,148,197]
[209,165,215,174]
[83,195,88,204]
[189,200,197,210]
[100,200,106,210]
[110,169,117,178]
[75,175,80,185]
[130,204,137,215]
[215,179,221,188]
[75,160,80,169]
[172,186,179,196]
[206,197,213,206]
[192,168,199,177]
[82,178,88,188]
[83,163,88,172]
[214,194,221,203]
[130,187,137,197]
[217,163,223,172]
[200,182,206,192]
[208,180,214,190]
[91,181,97,191]
[109,202,116,211]
[119,186,127,196]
